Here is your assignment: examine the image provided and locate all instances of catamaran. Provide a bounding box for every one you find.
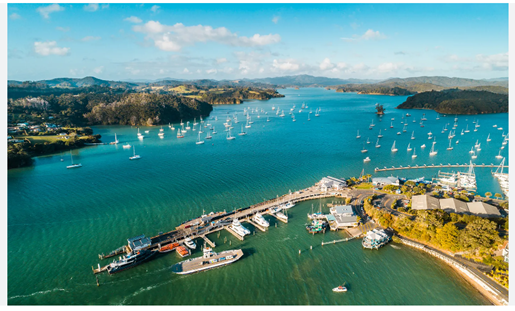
[391,141,398,152]
[129,146,141,160]
[66,151,82,169]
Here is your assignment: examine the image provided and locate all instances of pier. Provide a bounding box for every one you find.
[375,163,509,172]
[93,184,351,274]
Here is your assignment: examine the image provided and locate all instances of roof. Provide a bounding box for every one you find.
[467,202,501,217]
[127,235,151,251]
[372,176,399,184]
[440,198,469,213]
[326,215,336,221]
[333,214,358,225]
[320,176,347,185]
[412,195,440,210]
[331,205,354,215]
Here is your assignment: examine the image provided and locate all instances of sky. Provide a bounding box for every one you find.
[7,3,509,81]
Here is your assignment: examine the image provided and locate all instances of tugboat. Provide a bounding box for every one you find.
[106,249,156,274]
[306,219,328,234]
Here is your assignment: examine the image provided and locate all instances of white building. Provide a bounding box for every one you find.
[372,176,400,187]
[319,176,347,192]
[329,205,358,228]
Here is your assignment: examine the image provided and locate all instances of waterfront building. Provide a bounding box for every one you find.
[362,228,391,249]
[318,176,347,192]
[328,205,358,229]
[412,195,441,210]
[372,176,400,187]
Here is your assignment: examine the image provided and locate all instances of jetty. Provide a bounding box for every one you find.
[375,163,508,172]
[93,183,351,273]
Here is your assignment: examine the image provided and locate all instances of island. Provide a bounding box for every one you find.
[396,89,509,114]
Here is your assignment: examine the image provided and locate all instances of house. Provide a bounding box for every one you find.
[319,176,347,192]
[329,205,358,228]
[372,176,400,187]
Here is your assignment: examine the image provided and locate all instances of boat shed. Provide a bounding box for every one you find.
[440,198,469,214]
[127,235,151,252]
[411,195,441,210]
[319,176,347,192]
[329,205,358,228]
[372,176,400,187]
[466,202,501,218]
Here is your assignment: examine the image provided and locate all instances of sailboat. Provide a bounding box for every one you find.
[487,134,491,142]
[177,129,184,138]
[375,139,381,148]
[412,147,417,158]
[267,116,270,122]
[66,151,82,169]
[356,130,361,139]
[361,143,368,153]
[226,128,235,140]
[245,119,251,129]
[193,117,198,126]
[447,139,453,150]
[198,124,204,134]
[496,150,503,159]
[476,143,481,151]
[411,131,415,140]
[464,125,470,133]
[185,121,191,130]
[212,126,217,134]
[307,114,310,121]
[137,128,144,139]
[471,151,477,159]
[407,143,412,152]
[429,141,437,156]
[402,124,407,133]
[436,113,440,120]
[315,108,320,117]
[292,113,296,122]
[129,146,141,160]
[205,130,212,140]
[366,137,370,144]
[474,140,479,148]
[238,124,247,136]
[110,133,119,144]
[391,141,398,152]
[377,129,383,138]
[370,119,375,127]
[196,132,205,145]
[390,122,393,128]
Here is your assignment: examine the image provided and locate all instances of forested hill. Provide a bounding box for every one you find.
[396,89,508,115]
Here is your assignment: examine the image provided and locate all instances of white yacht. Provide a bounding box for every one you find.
[230,219,251,237]
[282,201,295,209]
[66,151,82,169]
[407,143,412,152]
[238,124,247,136]
[377,129,383,138]
[421,144,426,149]
[412,147,417,158]
[447,139,453,150]
[129,146,141,160]
[253,213,270,227]
[226,128,235,140]
[496,150,503,159]
[429,141,437,156]
[375,139,381,148]
[356,130,361,139]
[184,237,197,250]
[391,141,398,152]
[363,157,371,163]
[123,143,131,149]
[196,132,205,145]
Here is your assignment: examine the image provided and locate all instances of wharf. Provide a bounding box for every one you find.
[224,226,245,241]
[375,163,508,172]
[243,217,267,232]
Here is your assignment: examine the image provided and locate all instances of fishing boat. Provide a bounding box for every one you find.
[123,144,131,149]
[253,212,270,227]
[407,143,412,152]
[66,151,82,169]
[176,246,191,258]
[238,124,247,136]
[196,132,205,145]
[129,146,141,160]
[377,129,383,138]
[184,237,197,249]
[356,130,361,139]
[226,128,235,140]
[375,139,381,148]
[363,157,371,163]
[446,139,453,150]
[361,143,368,153]
[391,141,398,152]
[159,242,179,253]
[333,284,348,292]
[177,129,184,138]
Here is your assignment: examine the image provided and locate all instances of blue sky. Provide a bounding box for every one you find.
[8,3,508,81]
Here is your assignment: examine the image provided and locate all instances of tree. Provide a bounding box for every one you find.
[405,181,416,187]
[494,193,503,200]
[485,192,492,199]
[435,223,460,251]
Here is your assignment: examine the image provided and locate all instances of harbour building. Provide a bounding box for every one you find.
[318,176,347,193]
[328,205,358,230]
[362,228,391,249]
[411,196,501,218]
[371,176,400,187]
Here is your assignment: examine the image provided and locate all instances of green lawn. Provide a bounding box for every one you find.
[355,183,374,190]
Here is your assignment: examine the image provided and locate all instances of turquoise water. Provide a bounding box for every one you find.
[8,88,506,305]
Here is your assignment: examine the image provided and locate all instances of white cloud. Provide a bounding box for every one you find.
[342,29,387,42]
[37,4,64,19]
[216,58,228,64]
[133,21,281,51]
[272,59,300,71]
[34,41,69,56]
[84,4,99,12]
[151,5,160,13]
[124,16,142,23]
[234,51,271,75]
[272,16,280,24]
[81,36,101,42]
[93,66,104,74]
[476,52,508,71]
[56,26,70,32]
[10,13,21,20]
[206,69,217,74]
[319,58,335,70]
[183,68,190,73]
[375,62,402,73]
